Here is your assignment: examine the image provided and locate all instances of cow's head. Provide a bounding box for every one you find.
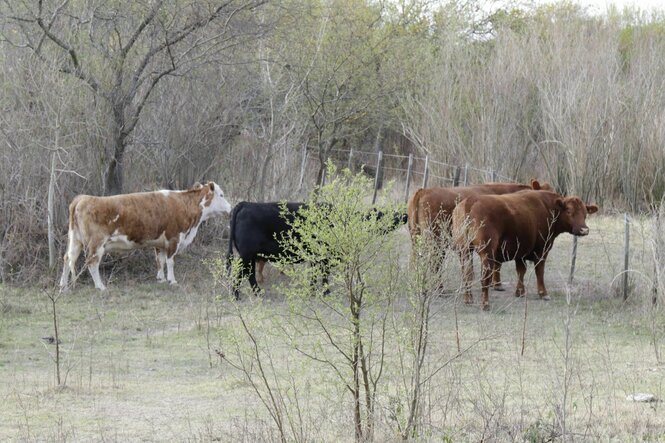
[199,181,232,220]
[555,196,598,236]
[531,179,554,192]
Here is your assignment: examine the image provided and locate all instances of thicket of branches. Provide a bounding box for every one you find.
[1,0,664,281]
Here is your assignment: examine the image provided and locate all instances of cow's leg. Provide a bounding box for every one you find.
[321,261,331,296]
[59,231,82,290]
[535,259,549,300]
[86,241,106,290]
[165,255,177,285]
[515,260,527,297]
[164,243,178,285]
[492,263,505,291]
[246,258,259,293]
[155,248,167,282]
[256,259,265,284]
[479,253,494,311]
[459,248,474,305]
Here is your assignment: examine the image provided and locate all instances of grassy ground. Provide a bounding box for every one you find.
[1,216,664,442]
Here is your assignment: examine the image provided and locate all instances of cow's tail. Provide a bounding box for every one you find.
[407,188,425,239]
[226,202,242,276]
[60,195,83,290]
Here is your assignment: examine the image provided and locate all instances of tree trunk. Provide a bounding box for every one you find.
[351,295,363,442]
[47,151,57,269]
[104,107,127,195]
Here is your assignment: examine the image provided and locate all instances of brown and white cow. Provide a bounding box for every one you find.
[407,180,552,289]
[59,182,232,290]
[452,190,598,310]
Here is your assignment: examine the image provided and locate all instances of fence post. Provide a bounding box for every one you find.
[348,148,354,172]
[372,151,383,204]
[453,166,461,187]
[464,163,469,186]
[404,153,413,203]
[298,147,308,191]
[568,236,577,285]
[623,213,630,301]
[654,208,662,306]
[422,155,429,188]
[491,169,497,182]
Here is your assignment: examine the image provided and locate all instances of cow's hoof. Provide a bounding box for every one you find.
[514,289,525,298]
[169,280,178,286]
[482,303,490,311]
[493,283,506,292]
[463,297,473,305]
[540,294,551,301]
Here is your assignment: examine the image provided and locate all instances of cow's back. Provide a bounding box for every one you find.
[463,191,561,261]
[409,183,532,236]
[231,202,304,258]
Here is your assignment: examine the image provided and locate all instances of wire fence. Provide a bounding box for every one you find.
[298,148,512,203]
[297,148,664,305]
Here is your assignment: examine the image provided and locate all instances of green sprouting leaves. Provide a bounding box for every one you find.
[275,161,405,305]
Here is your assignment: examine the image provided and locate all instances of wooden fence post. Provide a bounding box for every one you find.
[298,147,307,191]
[568,236,577,285]
[422,155,429,188]
[348,148,354,172]
[453,166,461,187]
[464,163,469,186]
[491,169,497,182]
[372,151,383,204]
[654,208,663,306]
[404,153,413,203]
[623,213,630,301]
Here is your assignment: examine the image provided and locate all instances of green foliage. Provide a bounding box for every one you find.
[273,161,405,440]
[489,8,529,35]
[276,161,404,304]
[619,21,665,71]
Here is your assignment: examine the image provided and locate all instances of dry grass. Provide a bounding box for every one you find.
[1,216,664,441]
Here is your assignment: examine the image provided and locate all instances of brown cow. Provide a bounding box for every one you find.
[59,182,231,290]
[407,180,552,289]
[452,190,598,310]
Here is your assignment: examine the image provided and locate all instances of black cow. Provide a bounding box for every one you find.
[226,201,407,298]
[226,202,305,298]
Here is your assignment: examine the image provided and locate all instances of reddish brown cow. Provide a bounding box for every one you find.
[407,180,552,289]
[452,190,598,310]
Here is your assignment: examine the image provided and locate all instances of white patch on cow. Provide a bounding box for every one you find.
[89,246,106,290]
[176,225,199,254]
[156,249,167,282]
[200,182,232,221]
[166,256,177,284]
[105,230,138,251]
[159,190,171,196]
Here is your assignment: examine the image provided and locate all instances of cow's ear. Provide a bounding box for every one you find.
[555,198,566,210]
[531,179,541,190]
[208,182,215,192]
[192,182,202,189]
[586,204,598,214]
